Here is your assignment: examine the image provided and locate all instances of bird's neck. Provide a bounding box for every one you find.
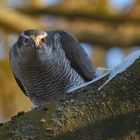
[19,49,44,65]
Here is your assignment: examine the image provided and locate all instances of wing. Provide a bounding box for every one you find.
[47,30,95,81]
[9,45,28,96]
[13,75,27,96]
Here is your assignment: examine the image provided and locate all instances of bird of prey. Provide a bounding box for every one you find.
[9,29,95,106]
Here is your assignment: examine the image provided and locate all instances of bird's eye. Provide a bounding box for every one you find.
[23,37,29,43]
[41,37,47,43]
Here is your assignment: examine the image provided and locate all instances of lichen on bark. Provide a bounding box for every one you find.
[0,53,140,140]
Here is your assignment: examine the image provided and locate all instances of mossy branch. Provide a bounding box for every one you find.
[0,52,140,140]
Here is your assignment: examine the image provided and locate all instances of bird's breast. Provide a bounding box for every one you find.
[14,54,85,105]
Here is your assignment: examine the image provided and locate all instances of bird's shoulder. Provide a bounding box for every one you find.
[46,30,96,81]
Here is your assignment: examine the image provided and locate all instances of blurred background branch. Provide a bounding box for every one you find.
[0,7,45,32]
[17,2,140,24]
[1,6,140,47]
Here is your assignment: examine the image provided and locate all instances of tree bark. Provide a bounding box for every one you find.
[0,51,140,140]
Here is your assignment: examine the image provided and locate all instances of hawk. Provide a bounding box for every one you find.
[9,29,95,106]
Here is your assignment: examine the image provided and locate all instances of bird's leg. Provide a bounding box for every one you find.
[31,102,49,111]
[31,104,38,110]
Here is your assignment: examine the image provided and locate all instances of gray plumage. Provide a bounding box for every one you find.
[9,29,95,106]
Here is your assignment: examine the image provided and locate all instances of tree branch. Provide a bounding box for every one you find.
[1,7,140,47]
[0,51,140,139]
[17,4,140,24]
[0,7,45,32]
[71,30,140,47]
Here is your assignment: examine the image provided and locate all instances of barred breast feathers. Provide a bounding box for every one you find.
[10,32,88,106]
[10,33,85,102]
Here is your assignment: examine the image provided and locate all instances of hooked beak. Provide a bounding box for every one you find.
[31,41,36,49]
[31,33,48,50]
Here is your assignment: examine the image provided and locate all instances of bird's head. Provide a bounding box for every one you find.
[15,29,62,59]
[17,29,48,51]
[15,29,61,63]
[12,29,64,64]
